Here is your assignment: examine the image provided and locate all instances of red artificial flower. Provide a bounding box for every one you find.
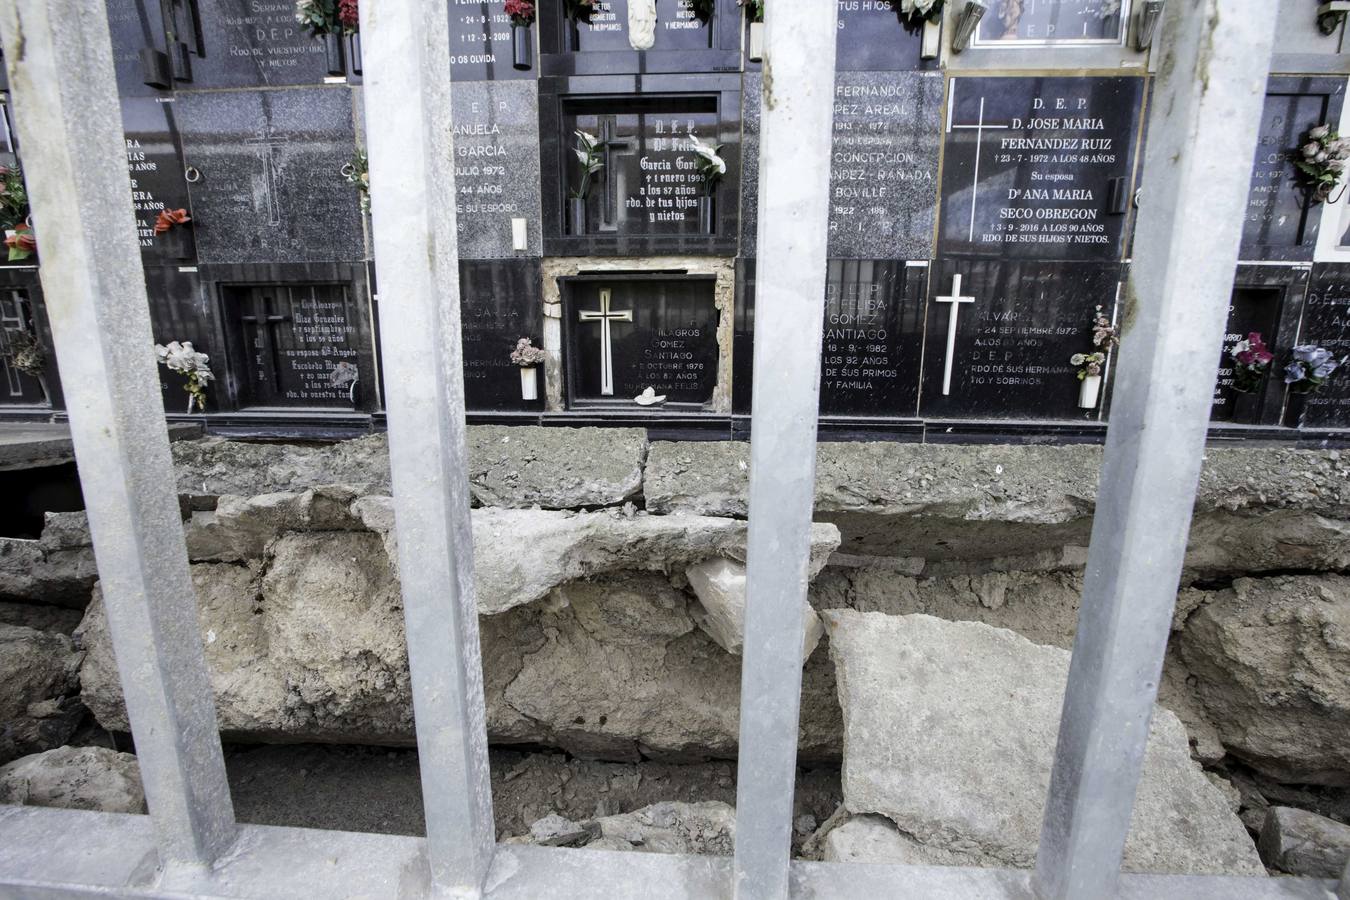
[506,0,535,24]
[154,207,191,235]
[338,0,359,29]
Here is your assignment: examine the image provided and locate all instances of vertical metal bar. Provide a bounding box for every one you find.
[0,0,235,869]
[1033,3,1274,898]
[732,2,838,898]
[359,0,496,893]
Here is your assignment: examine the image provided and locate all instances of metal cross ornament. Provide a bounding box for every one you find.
[936,273,975,396]
[578,288,633,396]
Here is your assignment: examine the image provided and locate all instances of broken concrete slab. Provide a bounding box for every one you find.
[171,426,648,509]
[1258,806,1350,878]
[685,558,823,663]
[823,611,1264,875]
[1179,575,1350,786]
[0,746,145,814]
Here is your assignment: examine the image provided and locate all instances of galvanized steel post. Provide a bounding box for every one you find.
[359,0,497,893]
[1033,2,1275,898]
[0,0,236,870]
[732,1,839,898]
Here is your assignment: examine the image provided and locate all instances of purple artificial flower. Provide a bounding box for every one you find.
[1293,345,1332,366]
[1284,362,1307,384]
[1313,359,1341,379]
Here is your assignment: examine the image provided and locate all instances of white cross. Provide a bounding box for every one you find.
[578,288,632,396]
[947,93,1010,242]
[935,274,975,396]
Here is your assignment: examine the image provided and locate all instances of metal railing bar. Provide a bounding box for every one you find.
[1032,3,1276,898]
[731,1,839,898]
[0,0,235,869]
[0,806,1337,900]
[359,0,497,893]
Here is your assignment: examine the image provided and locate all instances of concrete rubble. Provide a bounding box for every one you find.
[0,429,1344,865]
[822,611,1265,875]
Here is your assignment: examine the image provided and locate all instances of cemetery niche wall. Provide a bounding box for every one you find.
[1,0,1349,443]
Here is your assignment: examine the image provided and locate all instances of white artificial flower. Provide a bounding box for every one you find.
[155,340,213,379]
[575,130,599,150]
[691,136,727,175]
[1311,125,1331,140]
[1231,339,1250,357]
[1305,143,1323,159]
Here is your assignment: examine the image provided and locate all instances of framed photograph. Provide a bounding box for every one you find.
[971,0,1131,49]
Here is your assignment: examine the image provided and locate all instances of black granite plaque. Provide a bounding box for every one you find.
[221,282,364,408]
[189,0,344,88]
[541,74,742,256]
[822,260,926,416]
[828,72,942,260]
[563,275,719,405]
[540,0,740,75]
[452,81,542,259]
[121,98,196,264]
[0,286,48,406]
[1210,286,1286,423]
[460,259,545,411]
[1298,264,1350,429]
[562,0,716,52]
[105,0,171,97]
[1240,77,1347,262]
[834,0,932,72]
[567,97,717,236]
[938,76,1144,261]
[144,266,219,412]
[731,258,925,418]
[732,257,754,414]
[449,0,537,81]
[176,87,364,264]
[919,258,1123,419]
[972,0,1128,46]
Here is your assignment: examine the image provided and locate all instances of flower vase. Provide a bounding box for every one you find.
[512,24,533,70]
[748,21,764,61]
[569,197,588,236]
[921,19,941,59]
[1229,390,1261,424]
[186,394,197,415]
[1078,374,1102,409]
[1284,390,1310,428]
[347,33,362,74]
[520,366,539,401]
[323,33,344,76]
[160,227,191,261]
[699,194,715,234]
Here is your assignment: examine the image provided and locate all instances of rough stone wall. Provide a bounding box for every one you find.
[73,486,843,760]
[7,430,1348,792]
